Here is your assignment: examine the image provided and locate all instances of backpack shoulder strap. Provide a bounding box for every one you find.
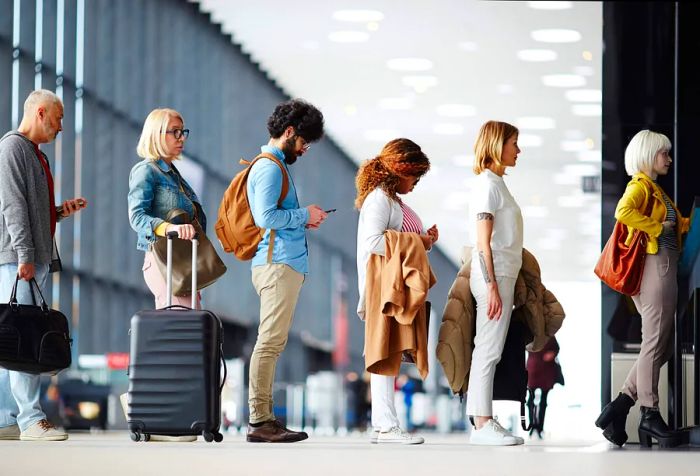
[248,153,290,206]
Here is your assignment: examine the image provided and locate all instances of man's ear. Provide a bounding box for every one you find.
[284,126,295,140]
[36,106,46,120]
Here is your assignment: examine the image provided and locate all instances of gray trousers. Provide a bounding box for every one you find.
[622,248,679,408]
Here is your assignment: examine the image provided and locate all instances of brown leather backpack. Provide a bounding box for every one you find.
[215,153,289,261]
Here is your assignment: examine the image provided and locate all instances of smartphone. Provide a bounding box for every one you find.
[57,199,86,215]
[324,208,336,213]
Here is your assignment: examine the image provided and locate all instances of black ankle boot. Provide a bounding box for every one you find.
[595,393,634,446]
[638,407,681,448]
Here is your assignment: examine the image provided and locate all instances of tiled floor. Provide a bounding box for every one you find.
[2,432,699,476]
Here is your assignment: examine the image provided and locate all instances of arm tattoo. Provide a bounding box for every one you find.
[478,251,492,284]
[477,212,494,221]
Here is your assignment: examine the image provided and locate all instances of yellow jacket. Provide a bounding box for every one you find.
[614,173,690,254]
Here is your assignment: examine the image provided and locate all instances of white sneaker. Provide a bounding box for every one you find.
[369,428,380,444]
[20,419,68,441]
[469,419,518,446]
[0,424,20,440]
[376,427,424,445]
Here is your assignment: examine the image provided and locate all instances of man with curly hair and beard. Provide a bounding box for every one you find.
[245,99,328,443]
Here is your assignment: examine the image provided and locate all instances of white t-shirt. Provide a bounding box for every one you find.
[468,169,523,279]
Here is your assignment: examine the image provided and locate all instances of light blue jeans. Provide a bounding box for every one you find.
[0,263,50,431]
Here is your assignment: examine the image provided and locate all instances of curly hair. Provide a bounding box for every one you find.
[267,99,324,142]
[355,138,430,209]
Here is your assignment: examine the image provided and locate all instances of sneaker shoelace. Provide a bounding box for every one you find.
[37,419,56,432]
[488,419,511,436]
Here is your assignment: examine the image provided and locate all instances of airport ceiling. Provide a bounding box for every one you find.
[194,0,602,282]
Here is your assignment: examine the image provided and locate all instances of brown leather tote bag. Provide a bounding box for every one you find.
[594,184,654,296]
[152,209,227,296]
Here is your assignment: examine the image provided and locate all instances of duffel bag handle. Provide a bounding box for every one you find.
[10,276,49,313]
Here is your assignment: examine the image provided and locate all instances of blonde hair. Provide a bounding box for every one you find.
[23,89,62,115]
[624,130,672,176]
[472,120,519,175]
[136,108,184,160]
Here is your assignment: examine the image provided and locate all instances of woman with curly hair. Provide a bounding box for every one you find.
[355,138,437,445]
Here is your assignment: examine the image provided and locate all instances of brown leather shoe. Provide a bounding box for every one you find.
[246,419,308,443]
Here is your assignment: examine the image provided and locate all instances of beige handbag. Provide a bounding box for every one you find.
[152,209,227,296]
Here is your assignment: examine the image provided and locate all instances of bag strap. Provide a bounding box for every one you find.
[241,153,291,264]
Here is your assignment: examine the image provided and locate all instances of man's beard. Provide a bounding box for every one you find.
[282,137,298,164]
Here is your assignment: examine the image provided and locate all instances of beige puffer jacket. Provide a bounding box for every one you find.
[436,247,565,395]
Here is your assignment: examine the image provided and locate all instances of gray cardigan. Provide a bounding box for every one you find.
[0,131,54,265]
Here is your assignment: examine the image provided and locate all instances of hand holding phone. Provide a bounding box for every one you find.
[58,197,88,217]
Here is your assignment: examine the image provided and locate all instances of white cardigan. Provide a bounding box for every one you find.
[356,188,403,320]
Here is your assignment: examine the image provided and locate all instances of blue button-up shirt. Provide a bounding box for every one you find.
[247,146,310,274]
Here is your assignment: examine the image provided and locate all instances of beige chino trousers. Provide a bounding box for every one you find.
[622,248,679,408]
[248,263,304,424]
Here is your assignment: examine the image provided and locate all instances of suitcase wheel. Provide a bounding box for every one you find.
[203,431,214,443]
[214,432,223,443]
[130,431,141,442]
[143,434,151,442]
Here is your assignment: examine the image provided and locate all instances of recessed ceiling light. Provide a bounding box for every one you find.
[542,74,586,87]
[387,58,433,72]
[433,123,464,135]
[364,129,401,142]
[582,50,593,61]
[436,104,476,117]
[378,97,414,110]
[574,66,595,77]
[366,22,380,31]
[516,49,557,62]
[332,10,384,22]
[452,154,474,167]
[402,75,438,93]
[328,31,370,43]
[516,116,555,130]
[498,84,514,95]
[518,134,543,147]
[458,41,478,52]
[531,29,582,43]
[565,89,601,102]
[527,1,573,10]
[572,104,602,116]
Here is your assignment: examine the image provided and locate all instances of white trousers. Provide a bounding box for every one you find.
[466,275,517,417]
[370,373,400,431]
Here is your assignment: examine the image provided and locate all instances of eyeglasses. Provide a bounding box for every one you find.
[164,128,190,140]
[295,135,311,152]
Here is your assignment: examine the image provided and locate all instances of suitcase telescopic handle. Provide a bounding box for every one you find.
[166,231,199,309]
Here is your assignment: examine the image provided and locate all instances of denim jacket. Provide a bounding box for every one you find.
[127,158,206,252]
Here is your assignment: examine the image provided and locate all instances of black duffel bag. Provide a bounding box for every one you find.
[0,276,72,374]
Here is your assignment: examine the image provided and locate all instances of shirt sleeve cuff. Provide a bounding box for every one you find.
[154,221,170,237]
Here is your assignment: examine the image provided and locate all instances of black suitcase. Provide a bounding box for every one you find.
[127,232,226,443]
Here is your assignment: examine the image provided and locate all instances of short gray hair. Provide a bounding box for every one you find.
[23,89,62,115]
[624,130,672,176]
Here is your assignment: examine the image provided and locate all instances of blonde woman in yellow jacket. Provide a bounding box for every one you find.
[596,130,690,448]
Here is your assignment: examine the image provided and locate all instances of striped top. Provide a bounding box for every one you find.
[658,193,678,250]
[399,200,423,234]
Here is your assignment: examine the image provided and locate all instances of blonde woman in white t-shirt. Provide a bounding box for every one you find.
[466,121,525,446]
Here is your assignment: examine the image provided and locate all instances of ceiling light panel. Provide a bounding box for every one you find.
[542,74,586,87]
[332,10,384,22]
[572,104,602,116]
[516,116,555,130]
[517,49,557,62]
[402,75,438,93]
[531,29,582,43]
[387,58,433,72]
[436,104,476,117]
[328,31,370,43]
[378,97,414,110]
